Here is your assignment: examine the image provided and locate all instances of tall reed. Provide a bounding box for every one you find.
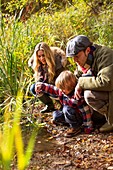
[0,91,38,170]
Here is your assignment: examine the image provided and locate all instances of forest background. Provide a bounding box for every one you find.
[0,0,113,169]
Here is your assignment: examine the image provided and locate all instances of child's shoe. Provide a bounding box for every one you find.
[64,126,82,138]
[51,119,60,126]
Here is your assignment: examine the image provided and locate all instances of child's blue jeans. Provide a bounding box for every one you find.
[53,105,83,128]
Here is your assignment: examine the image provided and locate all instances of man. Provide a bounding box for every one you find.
[66,35,113,132]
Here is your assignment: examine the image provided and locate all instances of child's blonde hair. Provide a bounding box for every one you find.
[55,70,77,92]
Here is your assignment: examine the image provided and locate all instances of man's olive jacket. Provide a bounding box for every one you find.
[78,44,113,125]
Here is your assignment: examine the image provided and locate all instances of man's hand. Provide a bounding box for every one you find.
[74,83,83,100]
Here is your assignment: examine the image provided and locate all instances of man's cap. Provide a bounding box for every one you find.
[66,35,93,57]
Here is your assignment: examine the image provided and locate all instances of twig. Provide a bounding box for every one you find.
[31,94,37,121]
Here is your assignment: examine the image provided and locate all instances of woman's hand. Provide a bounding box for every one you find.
[74,83,82,100]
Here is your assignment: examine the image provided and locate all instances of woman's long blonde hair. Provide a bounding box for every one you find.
[33,42,55,83]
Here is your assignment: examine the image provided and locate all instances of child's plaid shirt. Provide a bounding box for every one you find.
[36,82,93,132]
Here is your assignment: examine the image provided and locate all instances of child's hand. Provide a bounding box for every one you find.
[35,82,42,94]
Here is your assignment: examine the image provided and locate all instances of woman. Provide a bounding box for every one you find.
[29,42,67,113]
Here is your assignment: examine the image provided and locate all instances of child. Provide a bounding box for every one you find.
[35,70,93,137]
